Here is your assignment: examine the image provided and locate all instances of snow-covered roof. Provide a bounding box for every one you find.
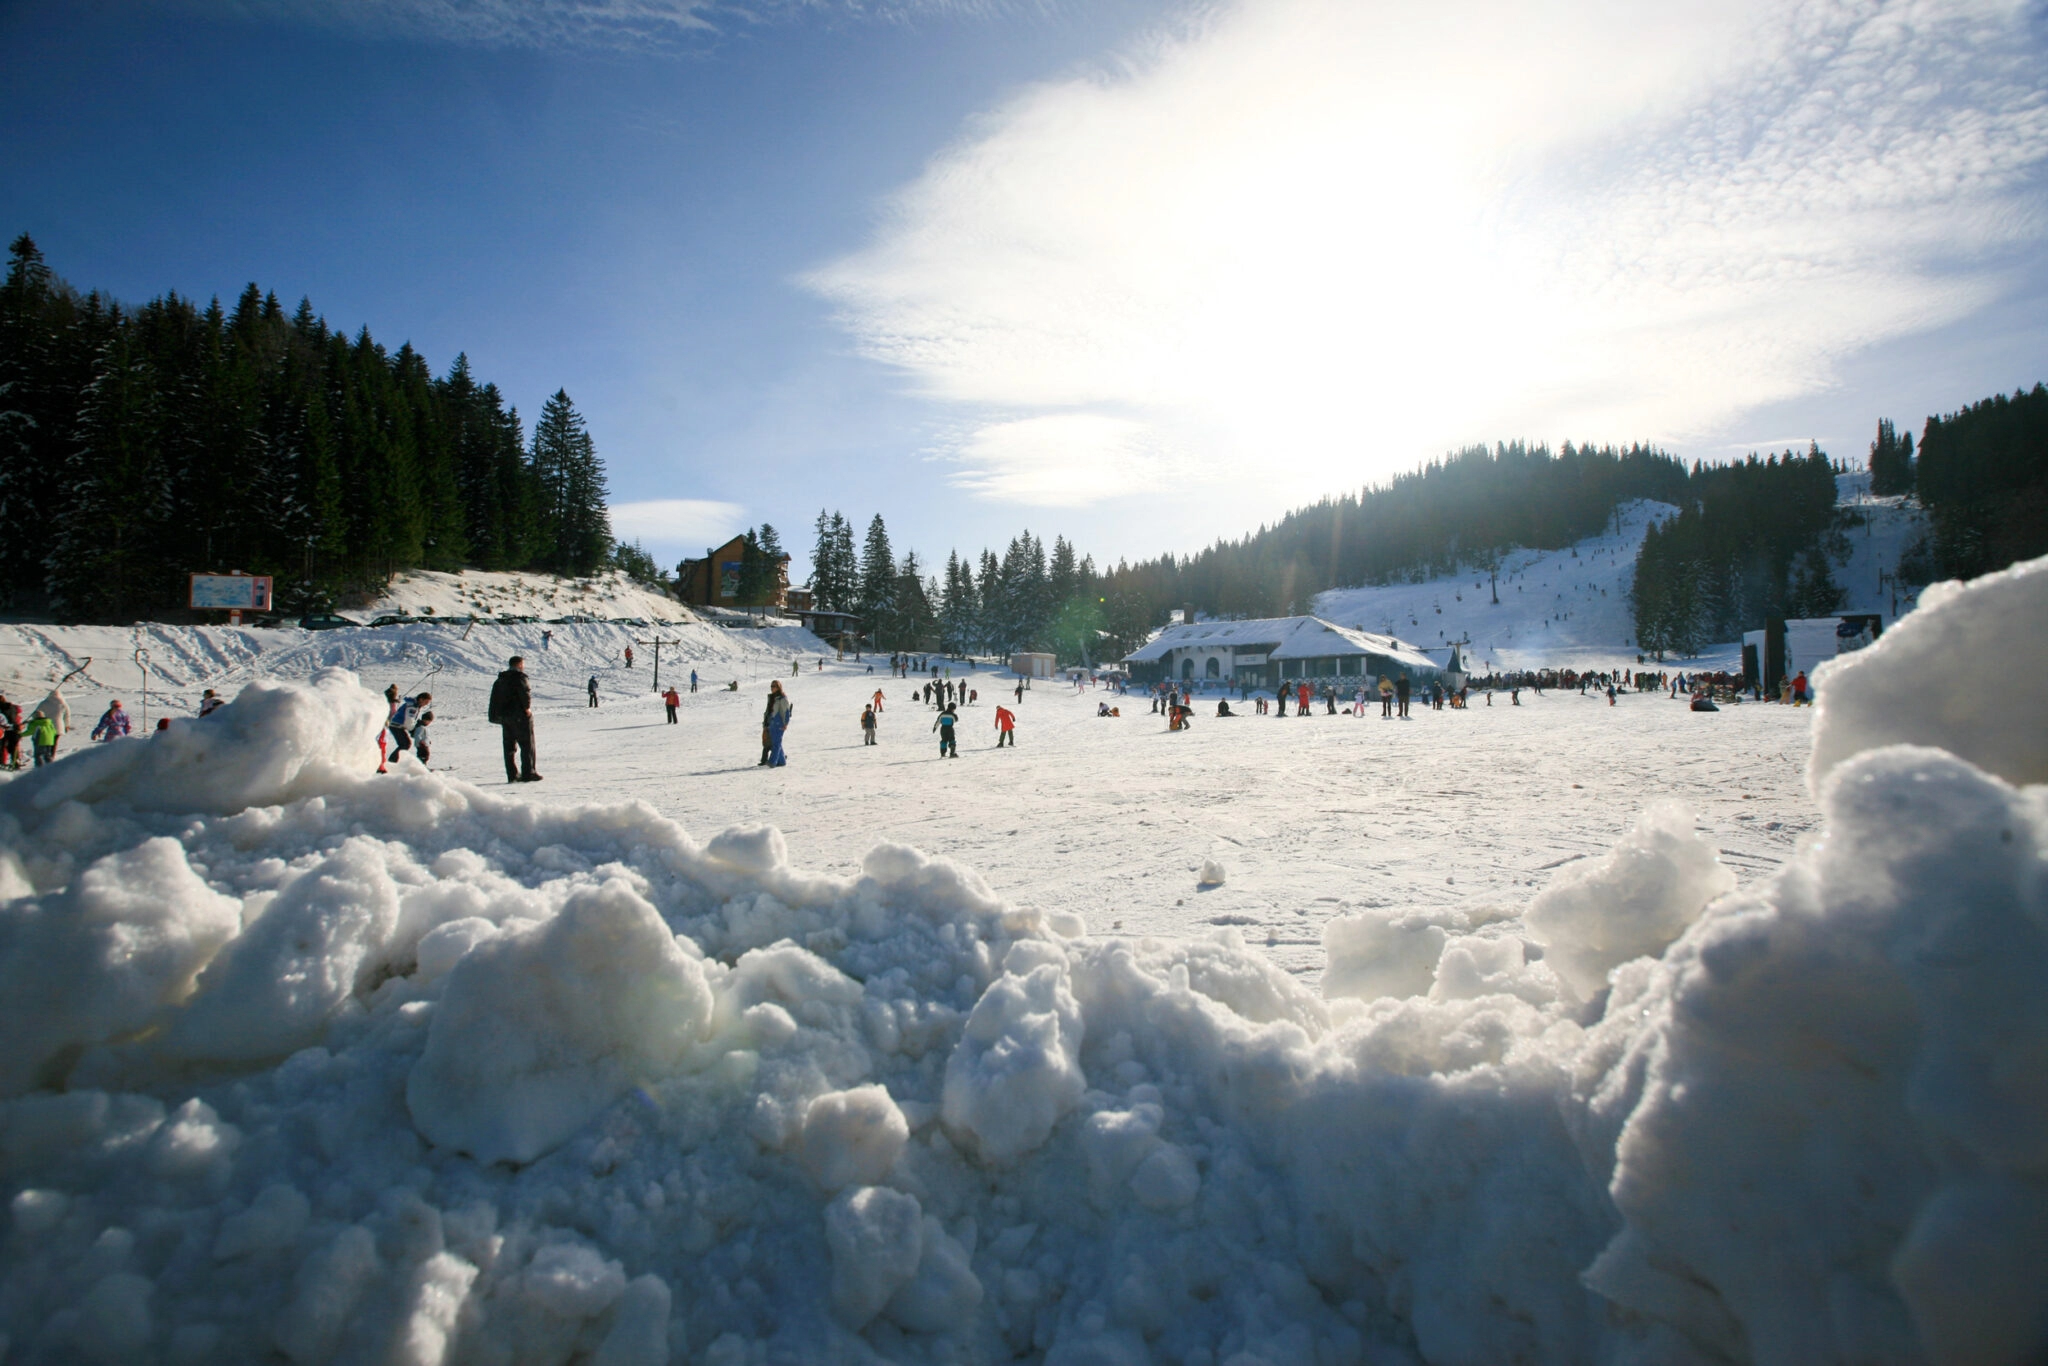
[1123,616,1439,670]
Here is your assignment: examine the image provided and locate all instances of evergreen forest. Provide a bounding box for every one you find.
[1908,383,2048,581]
[0,235,619,620]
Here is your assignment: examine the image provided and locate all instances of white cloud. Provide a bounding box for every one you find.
[811,0,2048,508]
[212,0,990,51]
[609,498,748,552]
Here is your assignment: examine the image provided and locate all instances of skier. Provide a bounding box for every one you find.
[1606,683,1617,706]
[1014,679,1024,705]
[690,669,699,693]
[762,681,792,767]
[933,704,958,758]
[377,684,400,772]
[388,691,431,762]
[1396,673,1411,719]
[994,703,1016,747]
[663,686,681,723]
[1379,676,1394,717]
[489,656,541,783]
[91,699,132,741]
[587,676,600,708]
[872,688,886,713]
[198,689,226,717]
[542,629,553,651]
[861,704,878,745]
[625,646,634,669]
[1297,682,1311,714]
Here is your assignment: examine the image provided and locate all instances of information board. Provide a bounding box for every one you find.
[189,574,274,611]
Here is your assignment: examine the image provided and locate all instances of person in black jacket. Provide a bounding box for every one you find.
[488,656,541,782]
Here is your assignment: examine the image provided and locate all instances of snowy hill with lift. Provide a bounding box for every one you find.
[1312,475,1930,674]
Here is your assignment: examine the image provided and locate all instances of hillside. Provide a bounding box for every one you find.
[1311,476,1930,673]
[356,568,699,624]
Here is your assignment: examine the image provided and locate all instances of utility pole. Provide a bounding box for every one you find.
[636,637,681,694]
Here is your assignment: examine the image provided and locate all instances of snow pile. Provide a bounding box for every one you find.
[1,558,2045,1364]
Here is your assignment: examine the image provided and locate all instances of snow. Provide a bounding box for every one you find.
[361,568,701,625]
[0,556,2043,1364]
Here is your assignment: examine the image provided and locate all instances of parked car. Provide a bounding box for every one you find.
[298,613,359,631]
[366,614,412,627]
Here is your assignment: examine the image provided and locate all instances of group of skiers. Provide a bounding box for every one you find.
[378,685,435,772]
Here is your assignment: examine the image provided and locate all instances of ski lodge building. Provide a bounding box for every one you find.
[1121,616,1442,690]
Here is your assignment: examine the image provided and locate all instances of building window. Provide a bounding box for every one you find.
[1205,656,1221,679]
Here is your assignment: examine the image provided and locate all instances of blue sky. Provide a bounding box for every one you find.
[4,0,2045,583]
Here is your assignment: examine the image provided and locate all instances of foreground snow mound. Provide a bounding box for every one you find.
[1,566,2044,1365]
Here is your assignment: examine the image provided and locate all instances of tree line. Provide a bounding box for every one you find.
[804,511,1114,662]
[1894,383,2047,582]
[0,235,620,620]
[1628,445,1845,657]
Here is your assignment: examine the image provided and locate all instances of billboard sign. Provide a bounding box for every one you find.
[190,574,273,611]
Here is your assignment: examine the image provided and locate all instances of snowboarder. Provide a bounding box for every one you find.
[489,656,541,783]
[934,704,958,757]
[1791,671,1810,706]
[91,700,132,741]
[762,681,792,767]
[994,704,1016,747]
[861,705,878,745]
[663,686,681,723]
[587,676,600,708]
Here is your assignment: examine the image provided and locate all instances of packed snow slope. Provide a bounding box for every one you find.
[2,558,2044,1365]
[359,569,703,625]
[1312,477,1931,673]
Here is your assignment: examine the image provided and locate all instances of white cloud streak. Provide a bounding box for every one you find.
[210,0,1004,51]
[810,0,2048,508]
[609,498,748,551]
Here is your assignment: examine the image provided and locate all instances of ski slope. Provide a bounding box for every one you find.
[1314,479,1934,674]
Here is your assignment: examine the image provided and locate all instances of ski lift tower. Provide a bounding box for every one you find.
[1445,637,1472,691]
[636,635,682,694]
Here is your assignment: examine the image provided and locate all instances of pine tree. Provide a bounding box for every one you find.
[47,330,170,619]
[530,389,611,575]
[858,514,895,646]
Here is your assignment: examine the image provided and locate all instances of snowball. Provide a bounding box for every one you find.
[407,880,714,1164]
[1129,1144,1201,1212]
[593,1274,673,1366]
[942,958,1086,1163]
[161,837,403,1063]
[825,1186,925,1329]
[75,1272,153,1362]
[886,1217,984,1333]
[1810,551,2048,791]
[213,1184,310,1260]
[1320,906,1456,1001]
[0,837,240,1096]
[1524,801,1734,1002]
[798,1085,909,1192]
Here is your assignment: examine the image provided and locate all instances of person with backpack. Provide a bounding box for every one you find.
[861,704,878,745]
[763,681,792,767]
[27,711,59,767]
[91,700,132,741]
[587,676,600,708]
[933,703,959,758]
[994,703,1016,747]
[663,686,681,723]
[489,657,540,783]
